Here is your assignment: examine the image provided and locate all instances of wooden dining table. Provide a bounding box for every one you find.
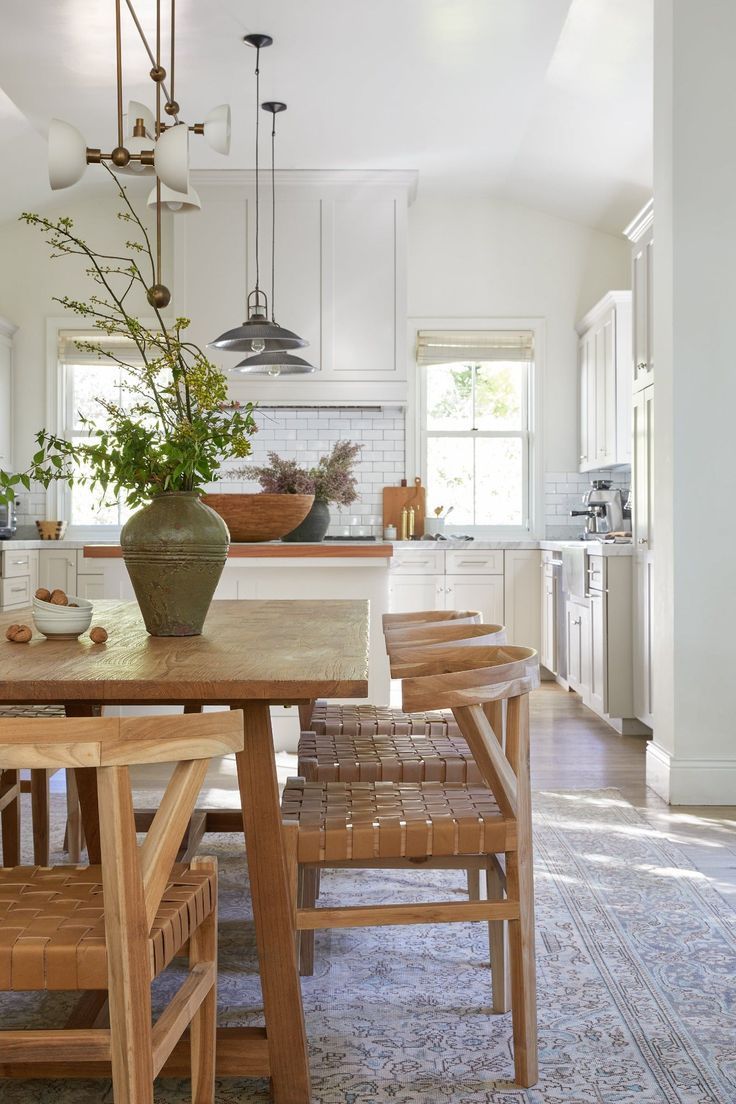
[0,598,370,1104]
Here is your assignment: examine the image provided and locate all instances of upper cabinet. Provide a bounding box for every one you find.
[0,317,16,473]
[625,200,654,392]
[173,171,416,404]
[576,291,632,472]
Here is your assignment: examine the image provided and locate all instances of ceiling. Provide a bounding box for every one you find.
[0,0,652,233]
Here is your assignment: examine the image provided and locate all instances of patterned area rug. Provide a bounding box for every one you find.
[1,789,735,1104]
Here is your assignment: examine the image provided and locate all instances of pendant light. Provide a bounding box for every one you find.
[210,35,307,354]
[233,102,316,377]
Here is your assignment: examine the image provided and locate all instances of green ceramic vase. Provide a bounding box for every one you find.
[121,492,229,636]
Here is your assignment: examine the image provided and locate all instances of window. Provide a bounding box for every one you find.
[418,329,534,532]
[57,332,139,531]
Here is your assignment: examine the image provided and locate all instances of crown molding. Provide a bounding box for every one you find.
[623,198,654,242]
[576,290,631,335]
[0,316,17,340]
[190,168,419,203]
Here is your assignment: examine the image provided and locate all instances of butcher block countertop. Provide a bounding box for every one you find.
[83,542,395,559]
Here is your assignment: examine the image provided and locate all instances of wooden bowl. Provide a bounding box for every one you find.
[201,493,315,543]
[36,520,68,540]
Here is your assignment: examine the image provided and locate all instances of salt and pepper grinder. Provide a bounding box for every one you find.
[407,505,415,538]
[400,506,409,541]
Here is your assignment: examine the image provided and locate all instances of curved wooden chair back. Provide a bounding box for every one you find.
[385,621,507,660]
[0,710,243,932]
[382,609,481,631]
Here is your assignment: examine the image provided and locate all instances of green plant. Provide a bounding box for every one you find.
[0,169,257,510]
[242,440,363,507]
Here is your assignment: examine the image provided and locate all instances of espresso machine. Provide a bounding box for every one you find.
[570,480,630,539]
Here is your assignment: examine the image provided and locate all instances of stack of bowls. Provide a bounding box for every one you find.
[32,595,93,640]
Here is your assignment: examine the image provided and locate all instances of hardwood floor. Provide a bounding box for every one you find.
[531,683,736,904]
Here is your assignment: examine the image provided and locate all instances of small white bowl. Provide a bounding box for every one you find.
[33,595,92,617]
[33,606,93,639]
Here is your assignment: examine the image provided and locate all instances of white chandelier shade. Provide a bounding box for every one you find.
[127,100,155,137]
[48,118,88,191]
[203,104,232,155]
[147,181,201,213]
[153,123,190,194]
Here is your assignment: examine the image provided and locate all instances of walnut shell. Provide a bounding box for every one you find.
[89,626,108,644]
[6,624,32,643]
[49,589,69,606]
[35,588,52,602]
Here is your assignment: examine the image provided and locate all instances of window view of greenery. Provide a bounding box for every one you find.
[67,362,135,527]
[425,361,527,527]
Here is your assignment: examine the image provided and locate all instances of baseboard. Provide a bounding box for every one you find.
[646,741,736,804]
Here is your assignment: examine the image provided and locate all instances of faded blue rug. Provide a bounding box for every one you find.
[1,789,734,1103]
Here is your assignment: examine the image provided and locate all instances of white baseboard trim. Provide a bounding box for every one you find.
[646,741,736,804]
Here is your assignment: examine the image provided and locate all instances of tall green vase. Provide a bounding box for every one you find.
[121,492,229,636]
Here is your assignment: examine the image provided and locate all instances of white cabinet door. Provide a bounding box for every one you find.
[77,575,106,600]
[632,222,654,391]
[541,569,556,674]
[444,574,504,625]
[388,574,443,614]
[588,589,607,716]
[633,554,654,727]
[594,310,616,467]
[503,550,541,651]
[566,598,590,699]
[0,333,12,471]
[632,385,654,551]
[578,331,595,472]
[38,548,77,595]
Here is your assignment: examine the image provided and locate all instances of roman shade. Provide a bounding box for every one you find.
[58,331,144,365]
[416,330,534,366]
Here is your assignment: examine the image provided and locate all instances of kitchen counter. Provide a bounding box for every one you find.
[83,542,394,559]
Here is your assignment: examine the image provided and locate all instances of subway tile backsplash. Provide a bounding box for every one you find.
[544,468,631,539]
[13,409,628,542]
[211,406,407,537]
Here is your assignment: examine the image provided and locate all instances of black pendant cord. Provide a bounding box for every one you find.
[254,46,261,296]
[271,110,276,321]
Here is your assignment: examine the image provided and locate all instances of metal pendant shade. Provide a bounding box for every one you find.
[231,350,316,375]
[210,34,308,359]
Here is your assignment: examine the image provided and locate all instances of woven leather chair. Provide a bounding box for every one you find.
[0,709,243,1102]
[283,643,540,1088]
[0,705,83,865]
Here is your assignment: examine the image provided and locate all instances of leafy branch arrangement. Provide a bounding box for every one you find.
[241,440,363,507]
[0,167,257,510]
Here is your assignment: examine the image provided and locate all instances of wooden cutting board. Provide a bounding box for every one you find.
[383,478,426,537]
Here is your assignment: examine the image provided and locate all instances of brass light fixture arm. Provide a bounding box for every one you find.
[123,0,179,125]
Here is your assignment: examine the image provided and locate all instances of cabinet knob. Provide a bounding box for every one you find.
[638,537,648,545]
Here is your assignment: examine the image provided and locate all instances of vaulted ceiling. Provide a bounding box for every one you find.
[0,0,652,232]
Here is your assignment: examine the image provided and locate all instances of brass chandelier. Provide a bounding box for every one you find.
[47,0,231,308]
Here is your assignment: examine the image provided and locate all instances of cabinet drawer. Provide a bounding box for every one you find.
[390,549,444,575]
[445,549,503,575]
[2,575,31,608]
[2,550,37,579]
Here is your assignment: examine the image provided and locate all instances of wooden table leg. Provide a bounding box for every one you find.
[65,704,102,864]
[235,701,311,1104]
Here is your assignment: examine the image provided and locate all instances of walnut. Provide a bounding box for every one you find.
[68,603,79,608]
[89,626,108,644]
[6,624,32,643]
[35,588,52,602]
[49,589,69,606]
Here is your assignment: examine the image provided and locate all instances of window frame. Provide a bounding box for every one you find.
[45,319,157,540]
[408,317,545,539]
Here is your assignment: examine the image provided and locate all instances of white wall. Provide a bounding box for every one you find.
[407,194,631,475]
[649,0,736,803]
[0,180,172,469]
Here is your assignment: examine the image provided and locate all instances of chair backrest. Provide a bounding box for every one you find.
[398,646,538,820]
[381,609,481,631]
[385,621,507,662]
[0,711,244,933]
